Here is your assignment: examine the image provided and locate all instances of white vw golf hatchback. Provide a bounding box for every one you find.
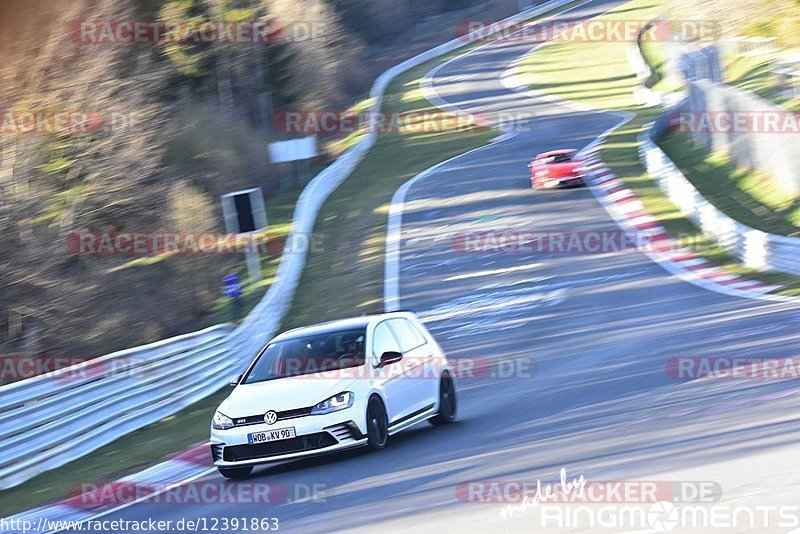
[210,312,457,479]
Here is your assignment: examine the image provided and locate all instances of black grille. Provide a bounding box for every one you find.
[325,421,362,442]
[278,407,314,420]
[223,432,337,462]
[210,444,224,462]
[233,406,313,427]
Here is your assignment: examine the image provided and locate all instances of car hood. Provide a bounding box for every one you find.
[543,162,583,177]
[218,372,361,417]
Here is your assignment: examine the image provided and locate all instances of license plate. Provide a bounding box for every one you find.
[248,427,296,444]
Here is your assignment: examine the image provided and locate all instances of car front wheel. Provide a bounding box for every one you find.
[429,372,456,426]
[366,396,388,450]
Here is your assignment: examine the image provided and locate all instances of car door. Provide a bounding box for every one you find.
[387,318,438,415]
[370,320,417,424]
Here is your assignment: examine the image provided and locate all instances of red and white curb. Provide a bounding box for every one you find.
[3,445,213,533]
[581,150,784,299]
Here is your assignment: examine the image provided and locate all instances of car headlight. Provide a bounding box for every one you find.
[310,392,354,415]
[212,411,234,430]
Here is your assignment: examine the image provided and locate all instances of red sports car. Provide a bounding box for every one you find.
[528,149,588,189]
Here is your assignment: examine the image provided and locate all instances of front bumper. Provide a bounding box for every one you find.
[540,175,585,188]
[211,409,367,467]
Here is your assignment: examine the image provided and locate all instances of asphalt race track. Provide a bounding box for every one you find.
[76,1,800,532]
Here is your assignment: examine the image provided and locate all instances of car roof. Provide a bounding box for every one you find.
[272,312,416,342]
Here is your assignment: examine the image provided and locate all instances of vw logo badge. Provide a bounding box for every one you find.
[264,411,278,425]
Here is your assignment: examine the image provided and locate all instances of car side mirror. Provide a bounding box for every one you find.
[229,374,242,387]
[379,351,403,367]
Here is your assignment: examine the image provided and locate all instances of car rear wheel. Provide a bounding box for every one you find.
[218,466,253,480]
[366,396,388,450]
[429,372,456,426]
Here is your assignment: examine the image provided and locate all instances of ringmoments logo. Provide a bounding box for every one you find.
[473,470,800,531]
[535,502,800,531]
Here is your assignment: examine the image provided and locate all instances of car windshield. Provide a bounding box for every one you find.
[243,328,367,384]
[551,154,573,163]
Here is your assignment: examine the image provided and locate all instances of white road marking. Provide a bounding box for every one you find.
[676,258,707,268]
[443,262,543,281]
[478,276,555,290]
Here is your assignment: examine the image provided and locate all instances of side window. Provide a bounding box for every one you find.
[406,320,429,346]
[371,322,401,364]
[388,319,427,353]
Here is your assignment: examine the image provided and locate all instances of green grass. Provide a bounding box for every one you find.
[657,131,800,235]
[517,0,800,296]
[722,49,800,112]
[725,54,782,101]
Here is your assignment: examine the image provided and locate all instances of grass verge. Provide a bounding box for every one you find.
[656,132,800,235]
[516,0,800,295]
[723,52,799,112]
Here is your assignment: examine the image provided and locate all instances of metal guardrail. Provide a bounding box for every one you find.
[0,0,574,490]
[0,324,234,489]
[629,21,800,276]
[640,107,800,276]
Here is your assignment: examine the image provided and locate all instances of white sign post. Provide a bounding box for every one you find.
[221,188,268,284]
[268,135,318,185]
